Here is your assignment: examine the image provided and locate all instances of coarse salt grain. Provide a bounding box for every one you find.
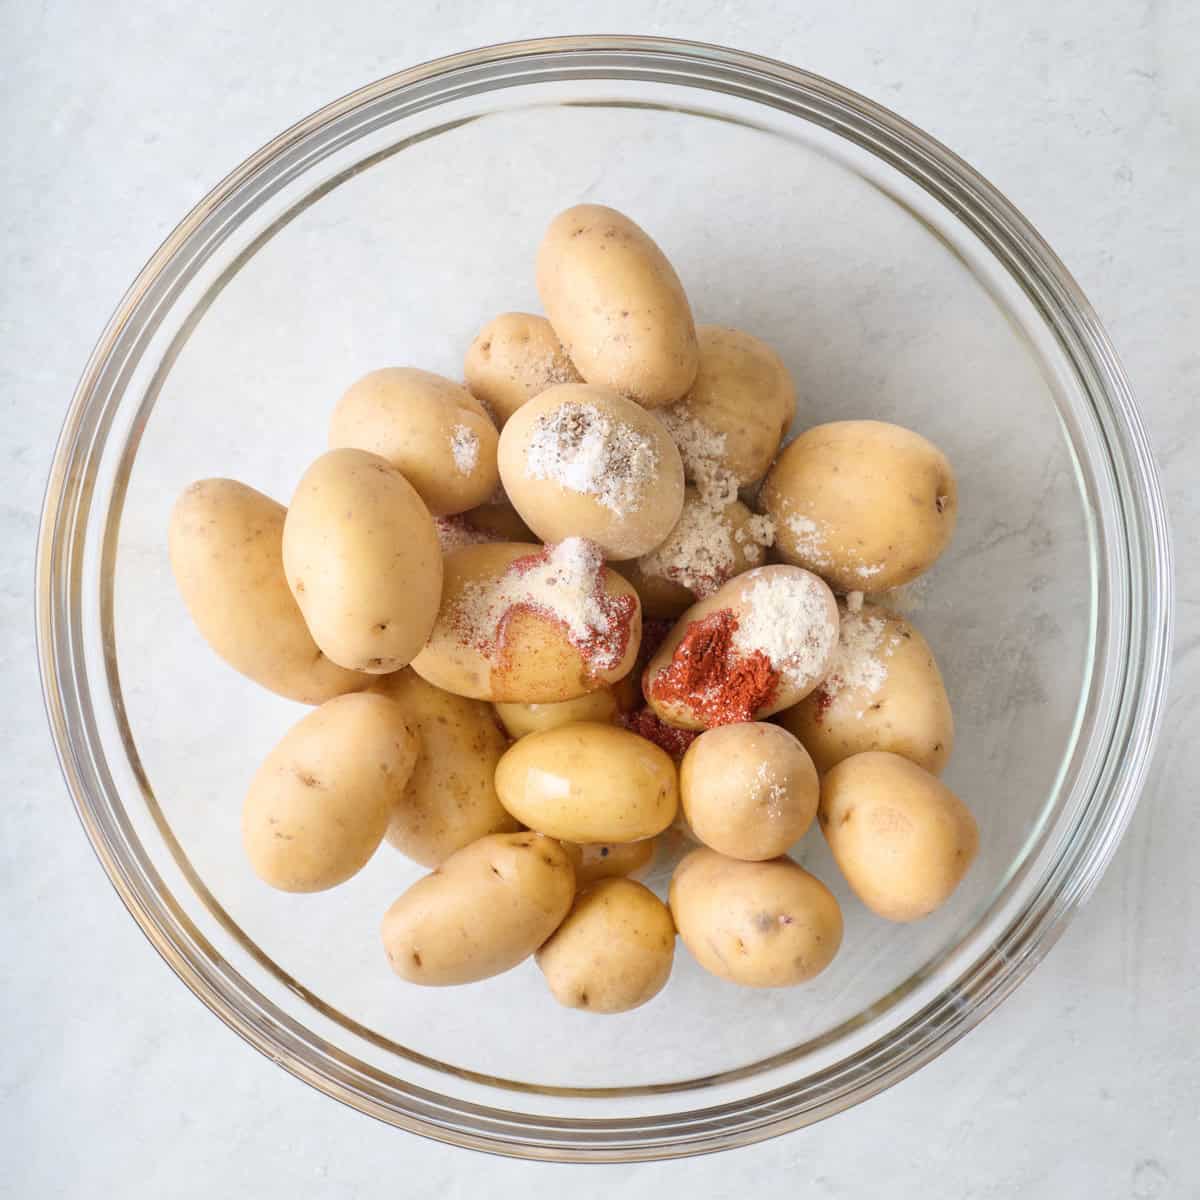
[450,425,479,474]
[732,571,837,687]
[524,401,658,516]
[452,537,632,671]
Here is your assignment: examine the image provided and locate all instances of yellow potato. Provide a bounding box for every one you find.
[411,541,641,703]
[498,383,685,560]
[380,832,575,986]
[777,602,954,775]
[644,565,839,730]
[369,669,518,867]
[680,723,818,860]
[669,848,843,988]
[329,367,499,516]
[282,449,442,673]
[763,420,958,592]
[459,498,536,542]
[536,879,675,1013]
[464,312,581,427]
[536,204,698,408]
[242,693,418,893]
[168,479,368,703]
[658,326,796,487]
[619,487,775,618]
[494,689,618,739]
[495,722,678,842]
[564,838,657,887]
[819,751,978,922]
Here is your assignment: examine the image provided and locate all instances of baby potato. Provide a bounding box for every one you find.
[329,367,499,516]
[494,722,678,843]
[819,751,978,922]
[498,383,685,560]
[464,312,581,427]
[566,838,657,887]
[494,689,618,739]
[381,832,575,986]
[763,420,958,592]
[283,449,442,673]
[680,723,818,860]
[644,565,839,730]
[459,497,536,543]
[536,879,675,1013]
[659,326,796,486]
[369,669,518,867]
[410,540,641,703]
[168,479,368,704]
[777,602,954,775]
[536,204,698,408]
[242,693,418,893]
[669,848,843,988]
[619,487,775,618]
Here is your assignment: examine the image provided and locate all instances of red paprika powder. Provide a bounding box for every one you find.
[644,608,779,727]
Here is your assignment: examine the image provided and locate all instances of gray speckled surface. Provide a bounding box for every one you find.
[2,1,1197,1196]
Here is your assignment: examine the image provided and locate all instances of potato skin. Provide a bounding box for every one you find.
[536,204,698,408]
[242,693,418,892]
[536,879,675,1013]
[410,542,641,703]
[498,383,685,560]
[282,448,442,673]
[329,367,499,516]
[369,669,518,867]
[661,325,796,485]
[777,603,954,775]
[464,312,581,427]
[380,832,575,986]
[566,838,657,887]
[819,751,978,922]
[495,722,679,843]
[168,479,368,703]
[680,722,818,860]
[669,848,843,988]
[763,420,957,592]
[494,689,618,739]
[643,565,839,730]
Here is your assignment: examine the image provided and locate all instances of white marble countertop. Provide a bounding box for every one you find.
[3,1,1197,1195]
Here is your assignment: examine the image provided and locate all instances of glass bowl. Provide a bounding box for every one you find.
[36,36,1172,1161]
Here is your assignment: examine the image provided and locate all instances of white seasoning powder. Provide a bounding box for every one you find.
[753,760,787,820]
[732,572,837,687]
[656,403,740,507]
[453,537,626,669]
[820,610,903,717]
[450,425,479,474]
[640,494,735,597]
[434,516,494,553]
[785,513,831,567]
[524,402,658,516]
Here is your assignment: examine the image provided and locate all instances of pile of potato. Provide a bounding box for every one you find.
[170,203,978,1015]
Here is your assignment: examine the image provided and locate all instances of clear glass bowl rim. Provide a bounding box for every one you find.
[35,35,1174,1161]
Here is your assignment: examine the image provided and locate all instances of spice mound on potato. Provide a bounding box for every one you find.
[411,538,641,703]
[644,565,839,730]
[498,382,685,560]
